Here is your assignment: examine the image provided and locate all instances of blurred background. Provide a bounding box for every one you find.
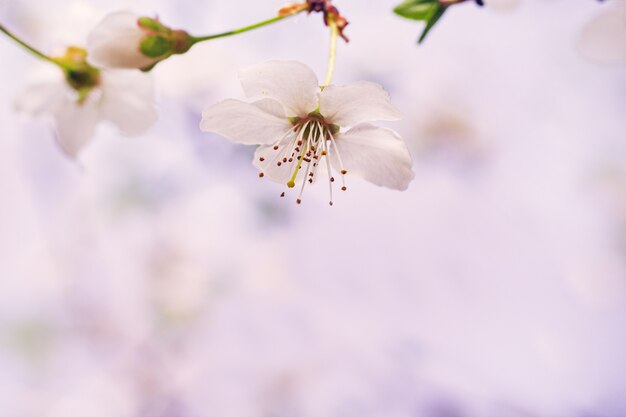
[1,0,626,416]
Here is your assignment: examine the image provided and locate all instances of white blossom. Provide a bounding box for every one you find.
[200,61,414,204]
[87,11,158,70]
[16,67,157,158]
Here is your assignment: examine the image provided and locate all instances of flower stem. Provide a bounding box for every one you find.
[322,19,339,87]
[0,23,65,69]
[190,11,303,44]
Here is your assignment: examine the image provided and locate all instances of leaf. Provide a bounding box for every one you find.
[393,0,448,44]
[418,5,446,43]
[393,0,440,21]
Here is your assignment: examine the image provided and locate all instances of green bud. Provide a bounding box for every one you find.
[140,35,173,58]
[137,17,171,34]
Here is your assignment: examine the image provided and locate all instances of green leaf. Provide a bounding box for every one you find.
[393,0,439,21]
[394,0,448,44]
[418,5,446,43]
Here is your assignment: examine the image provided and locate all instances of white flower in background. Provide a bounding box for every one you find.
[16,47,157,158]
[482,0,520,11]
[578,0,626,64]
[87,11,193,71]
[200,61,414,205]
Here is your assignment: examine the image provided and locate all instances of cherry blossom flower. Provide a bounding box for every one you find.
[16,48,157,157]
[200,61,414,205]
[87,11,192,71]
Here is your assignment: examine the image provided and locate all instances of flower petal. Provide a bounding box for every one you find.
[577,7,626,65]
[87,11,156,69]
[99,70,158,135]
[239,61,320,117]
[253,140,298,185]
[330,124,414,190]
[320,81,402,127]
[52,98,101,158]
[200,98,293,145]
[15,81,67,116]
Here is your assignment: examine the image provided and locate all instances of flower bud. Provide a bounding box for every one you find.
[87,11,193,71]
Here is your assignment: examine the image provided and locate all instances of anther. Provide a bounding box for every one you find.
[297,140,303,146]
[341,186,347,191]
[330,177,335,182]
[280,192,285,197]
[288,158,293,162]
[322,150,327,156]
[259,157,265,162]
[273,145,279,150]
[341,169,348,175]
[277,161,282,166]
[329,201,333,206]
[259,172,265,178]
[296,198,302,204]
[282,157,287,163]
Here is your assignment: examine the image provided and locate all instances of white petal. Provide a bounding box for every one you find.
[331,124,414,190]
[319,81,402,127]
[15,81,67,116]
[200,98,292,145]
[253,140,297,185]
[99,70,158,135]
[87,11,157,69]
[52,98,101,158]
[578,8,626,65]
[239,61,320,117]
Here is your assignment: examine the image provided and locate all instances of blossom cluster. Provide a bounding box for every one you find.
[7,1,415,204]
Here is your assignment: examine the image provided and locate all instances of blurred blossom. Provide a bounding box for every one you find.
[578,0,626,64]
[87,11,160,70]
[16,65,157,157]
[483,0,520,11]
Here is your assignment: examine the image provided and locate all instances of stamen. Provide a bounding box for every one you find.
[328,131,348,190]
[321,126,334,206]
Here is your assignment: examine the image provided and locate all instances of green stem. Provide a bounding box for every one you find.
[322,20,339,87]
[190,13,298,44]
[0,23,65,68]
